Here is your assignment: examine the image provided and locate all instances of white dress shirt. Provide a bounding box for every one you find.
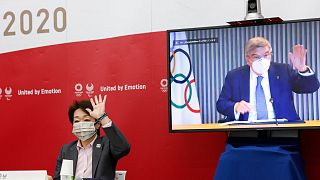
[247,69,275,121]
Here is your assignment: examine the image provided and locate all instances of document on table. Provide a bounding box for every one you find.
[219,119,288,126]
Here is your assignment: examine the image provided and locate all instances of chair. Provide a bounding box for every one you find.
[114,171,126,180]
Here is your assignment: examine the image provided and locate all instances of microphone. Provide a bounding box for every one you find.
[269,98,278,126]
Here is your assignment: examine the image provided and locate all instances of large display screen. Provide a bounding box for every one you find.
[168,18,320,132]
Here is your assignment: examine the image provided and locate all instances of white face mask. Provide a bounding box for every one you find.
[251,57,271,75]
[72,122,96,141]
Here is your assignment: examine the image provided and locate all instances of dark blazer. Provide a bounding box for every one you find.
[217,62,319,121]
[53,123,130,180]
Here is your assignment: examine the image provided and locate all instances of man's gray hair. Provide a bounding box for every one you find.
[245,37,272,56]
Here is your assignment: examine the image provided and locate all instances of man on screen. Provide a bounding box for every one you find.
[216,37,319,122]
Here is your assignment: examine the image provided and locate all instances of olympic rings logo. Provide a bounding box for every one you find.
[170,48,200,113]
[169,48,191,83]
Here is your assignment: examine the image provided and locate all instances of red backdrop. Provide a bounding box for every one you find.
[0,31,319,179]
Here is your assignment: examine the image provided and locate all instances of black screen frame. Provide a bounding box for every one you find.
[167,17,320,133]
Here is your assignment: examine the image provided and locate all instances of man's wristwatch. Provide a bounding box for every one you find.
[299,67,310,73]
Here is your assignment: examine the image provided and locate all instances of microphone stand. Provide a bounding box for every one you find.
[270,98,278,126]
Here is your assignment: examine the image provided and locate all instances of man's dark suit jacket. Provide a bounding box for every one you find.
[53,123,130,180]
[217,62,320,121]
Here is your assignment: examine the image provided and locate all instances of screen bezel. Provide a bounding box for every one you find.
[167,17,320,133]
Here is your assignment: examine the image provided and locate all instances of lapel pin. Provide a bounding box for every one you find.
[277,76,280,79]
[96,144,101,148]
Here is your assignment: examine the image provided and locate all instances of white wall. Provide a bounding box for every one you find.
[152,0,320,30]
[1,0,319,53]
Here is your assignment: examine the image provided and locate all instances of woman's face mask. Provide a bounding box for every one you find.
[72,122,97,141]
[251,57,271,75]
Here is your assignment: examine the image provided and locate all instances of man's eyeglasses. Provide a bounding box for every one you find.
[250,52,272,61]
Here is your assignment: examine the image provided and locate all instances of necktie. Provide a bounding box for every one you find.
[256,76,268,120]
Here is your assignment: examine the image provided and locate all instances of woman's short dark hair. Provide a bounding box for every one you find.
[68,100,93,124]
